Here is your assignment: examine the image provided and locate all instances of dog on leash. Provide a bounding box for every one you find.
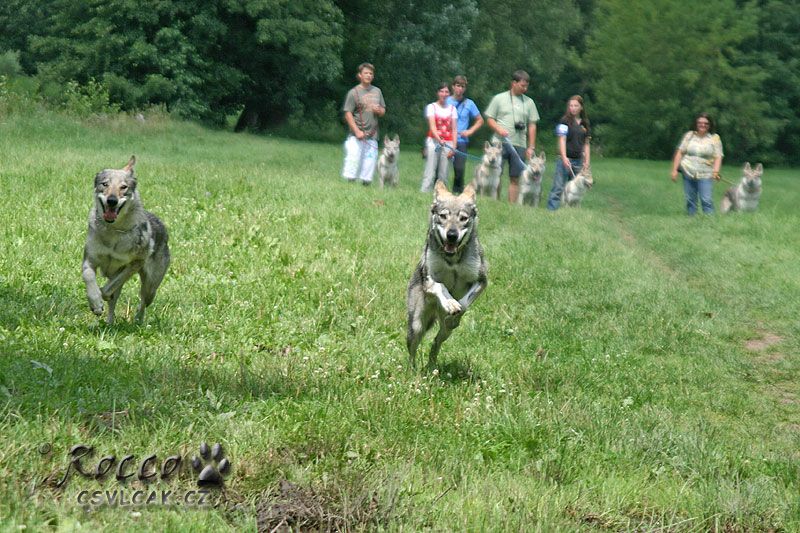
[82,156,170,324]
[720,162,763,213]
[562,164,593,207]
[474,141,503,200]
[406,181,488,369]
[378,135,400,187]
[519,151,546,207]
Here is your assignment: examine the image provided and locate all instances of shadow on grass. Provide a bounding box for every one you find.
[0,280,311,426]
[0,281,79,330]
[435,358,481,383]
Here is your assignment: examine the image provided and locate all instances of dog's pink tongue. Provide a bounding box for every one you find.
[103,209,118,222]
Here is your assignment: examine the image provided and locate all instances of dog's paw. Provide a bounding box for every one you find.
[191,442,231,487]
[88,297,104,316]
[442,298,462,315]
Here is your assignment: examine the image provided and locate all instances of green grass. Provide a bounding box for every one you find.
[0,108,799,531]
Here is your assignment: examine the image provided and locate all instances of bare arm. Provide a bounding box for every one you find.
[712,155,722,180]
[344,111,364,140]
[527,123,537,158]
[461,114,484,138]
[486,117,509,138]
[671,149,683,181]
[583,139,591,167]
[559,136,569,167]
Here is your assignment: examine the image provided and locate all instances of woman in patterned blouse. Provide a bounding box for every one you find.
[670,112,723,215]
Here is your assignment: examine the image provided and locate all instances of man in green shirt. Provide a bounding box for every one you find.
[485,70,540,203]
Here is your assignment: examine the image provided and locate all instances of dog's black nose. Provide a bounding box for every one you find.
[446,229,459,243]
[106,195,118,207]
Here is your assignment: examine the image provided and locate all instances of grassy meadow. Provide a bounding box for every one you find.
[0,109,799,531]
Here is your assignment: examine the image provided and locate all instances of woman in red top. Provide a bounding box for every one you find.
[420,82,458,192]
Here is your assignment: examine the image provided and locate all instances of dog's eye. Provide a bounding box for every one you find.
[101,181,109,187]
[459,214,469,223]
[438,213,447,221]
[120,184,128,191]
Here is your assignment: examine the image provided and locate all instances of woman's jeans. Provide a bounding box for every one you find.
[682,173,714,214]
[547,158,583,210]
[421,137,451,192]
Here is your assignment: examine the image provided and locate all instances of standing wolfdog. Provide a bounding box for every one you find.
[406,181,488,368]
[720,162,763,213]
[82,156,170,324]
[378,135,400,187]
[474,141,503,199]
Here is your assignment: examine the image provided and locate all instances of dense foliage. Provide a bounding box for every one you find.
[0,0,797,162]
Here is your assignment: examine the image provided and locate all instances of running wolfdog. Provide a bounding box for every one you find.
[82,156,170,324]
[406,181,488,368]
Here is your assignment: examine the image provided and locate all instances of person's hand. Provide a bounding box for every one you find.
[563,157,571,170]
[670,169,678,182]
[447,144,455,159]
[354,130,365,140]
[461,129,472,139]
[525,147,534,159]
[496,127,509,138]
[712,172,721,181]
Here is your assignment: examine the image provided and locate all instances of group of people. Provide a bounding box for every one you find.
[341,62,725,215]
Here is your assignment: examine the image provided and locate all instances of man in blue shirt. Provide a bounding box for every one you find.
[446,75,484,193]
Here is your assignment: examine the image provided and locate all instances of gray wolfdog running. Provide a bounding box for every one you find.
[378,135,400,187]
[474,141,503,199]
[406,181,488,368]
[720,162,763,213]
[518,151,546,207]
[82,156,170,324]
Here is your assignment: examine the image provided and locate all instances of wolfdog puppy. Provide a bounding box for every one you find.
[406,181,488,368]
[82,156,170,324]
[474,141,503,199]
[562,165,593,207]
[518,151,546,207]
[720,162,763,213]
[378,135,400,187]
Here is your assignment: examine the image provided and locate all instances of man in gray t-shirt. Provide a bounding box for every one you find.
[341,63,386,185]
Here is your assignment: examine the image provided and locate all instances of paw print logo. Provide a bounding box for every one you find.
[191,442,231,487]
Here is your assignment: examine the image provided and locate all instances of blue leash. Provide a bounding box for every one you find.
[434,137,534,172]
[434,142,484,162]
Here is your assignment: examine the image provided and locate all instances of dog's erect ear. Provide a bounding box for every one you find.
[743,162,751,173]
[461,182,476,202]
[393,134,400,143]
[434,180,451,200]
[484,141,491,150]
[541,152,546,162]
[124,156,136,173]
[755,163,763,174]
[383,135,389,144]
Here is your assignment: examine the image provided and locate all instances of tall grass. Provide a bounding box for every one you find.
[0,108,798,531]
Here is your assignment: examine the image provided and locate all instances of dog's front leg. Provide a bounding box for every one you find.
[457,280,486,311]
[424,277,461,315]
[82,256,104,316]
[101,261,143,300]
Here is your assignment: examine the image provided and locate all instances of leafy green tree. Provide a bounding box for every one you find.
[335,0,478,141]
[585,0,779,160]
[464,0,582,127]
[743,0,800,163]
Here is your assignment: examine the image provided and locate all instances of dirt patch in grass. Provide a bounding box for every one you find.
[746,332,783,354]
[256,478,394,532]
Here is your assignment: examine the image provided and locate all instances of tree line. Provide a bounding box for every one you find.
[1,0,797,163]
